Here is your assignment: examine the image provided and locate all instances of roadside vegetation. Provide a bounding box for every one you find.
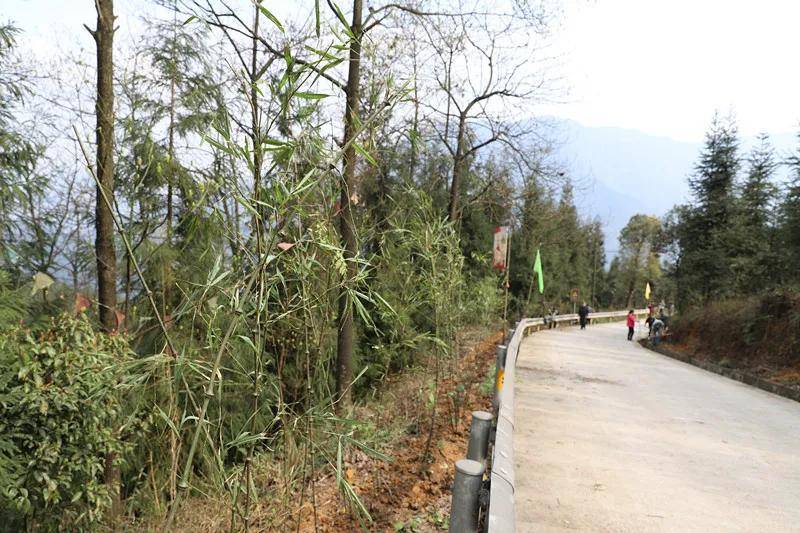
[667,292,800,389]
[0,2,625,530]
[618,113,800,386]
[6,0,796,528]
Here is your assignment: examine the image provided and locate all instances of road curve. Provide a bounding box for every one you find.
[514,321,800,532]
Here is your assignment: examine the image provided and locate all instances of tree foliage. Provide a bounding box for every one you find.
[0,1,603,528]
[0,315,135,529]
[663,115,800,309]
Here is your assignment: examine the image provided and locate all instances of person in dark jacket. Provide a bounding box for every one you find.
[578,302,590,330]
[646,315,655,335]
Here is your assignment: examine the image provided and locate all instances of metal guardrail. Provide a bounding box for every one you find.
[449,309,647,532]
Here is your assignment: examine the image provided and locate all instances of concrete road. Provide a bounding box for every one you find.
[514,321,800,532]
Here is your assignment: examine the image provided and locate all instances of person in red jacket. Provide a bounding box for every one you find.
[626,309,636,341]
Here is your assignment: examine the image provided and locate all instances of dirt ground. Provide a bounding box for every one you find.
[294,327,502,532]
[665,337,800,390]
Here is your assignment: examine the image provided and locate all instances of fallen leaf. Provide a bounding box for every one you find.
[31,272,54,295]
[114,309,126,332]
[74,293,91,314]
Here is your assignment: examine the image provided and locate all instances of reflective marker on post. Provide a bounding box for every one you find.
[493,344,507,408]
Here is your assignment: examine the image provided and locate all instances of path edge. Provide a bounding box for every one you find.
[639,340,800,403]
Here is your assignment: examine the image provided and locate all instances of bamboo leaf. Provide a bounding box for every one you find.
[294,92,329,100]
[329,1,350,29]
[258,5,284,33]
[353,142,377,167]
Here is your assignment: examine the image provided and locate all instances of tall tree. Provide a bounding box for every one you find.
[782,130,800,286]
[87,0,120,519]
[335,0,364,408]
[676,113,740,305]
[736,133,778,291]
[617,214,662,308]
[415,11,549,223]
[88,0,117,332]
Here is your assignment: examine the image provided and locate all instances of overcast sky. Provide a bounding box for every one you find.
[6,0,800,143]
[544,0,800,141]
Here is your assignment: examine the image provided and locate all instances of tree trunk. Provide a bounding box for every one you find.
[447,113,467,221]
[91,0,121,520]
[335,0,363,410]
[93,0,117,332]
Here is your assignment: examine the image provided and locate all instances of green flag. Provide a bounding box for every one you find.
[533,249,544,294]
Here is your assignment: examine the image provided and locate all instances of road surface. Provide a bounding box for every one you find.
[514,321,800,532]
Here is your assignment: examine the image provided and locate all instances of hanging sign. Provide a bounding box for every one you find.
[493,226,509,270]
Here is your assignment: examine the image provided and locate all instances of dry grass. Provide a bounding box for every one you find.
[146,325,502,532]
[670,291,800,387]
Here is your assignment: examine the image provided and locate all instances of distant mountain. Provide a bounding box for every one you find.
[549,119,798,254]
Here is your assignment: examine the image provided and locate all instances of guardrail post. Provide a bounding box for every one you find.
[449,459,485,533]
[466,411,493,463]
[493,344,507,409]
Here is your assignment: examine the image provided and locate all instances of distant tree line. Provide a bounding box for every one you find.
[606,113,800,312]
[664,113,800,309]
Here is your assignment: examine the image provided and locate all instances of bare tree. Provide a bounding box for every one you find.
[414,5,554,221]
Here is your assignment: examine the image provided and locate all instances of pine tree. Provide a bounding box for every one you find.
[737,133,778,291]
[782,130,800,286]
[678,113,740,304]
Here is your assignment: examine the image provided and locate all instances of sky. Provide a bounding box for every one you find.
[543,0,800,141]
[5,0,800,142]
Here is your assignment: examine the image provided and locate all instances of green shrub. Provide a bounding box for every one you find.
[359,189,469,389]
[0,315,135,530]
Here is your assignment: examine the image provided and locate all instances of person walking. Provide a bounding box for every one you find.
[578,301,590,330]
[626,309,636,341]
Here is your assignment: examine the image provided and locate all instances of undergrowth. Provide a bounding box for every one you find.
[671,291,800,378]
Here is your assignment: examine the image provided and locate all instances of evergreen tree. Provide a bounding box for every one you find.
[677,113,741,305]
[736,133,778,291]
[557,183,591,309]
[585,220,606,308]
[782,130,800,286]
